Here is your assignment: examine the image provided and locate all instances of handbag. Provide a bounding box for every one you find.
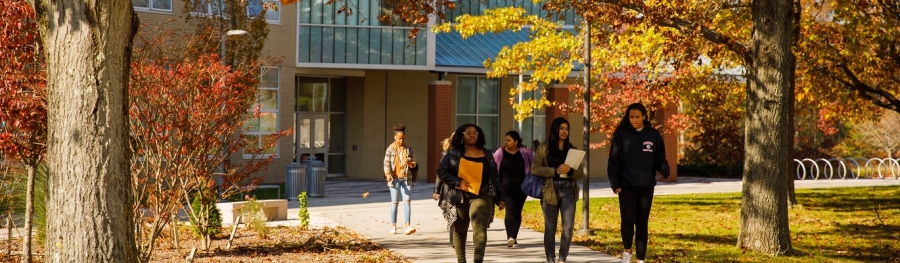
[520,172,543,199]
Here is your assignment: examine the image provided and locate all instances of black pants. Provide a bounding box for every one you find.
[503,186,527,239]
[618,186,655,260]
[541,179,576,262]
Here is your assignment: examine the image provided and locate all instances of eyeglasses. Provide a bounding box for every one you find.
[463,132,479,136]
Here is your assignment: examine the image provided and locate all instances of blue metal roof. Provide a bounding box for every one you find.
[434,29,583,71]
[434,30,533,68]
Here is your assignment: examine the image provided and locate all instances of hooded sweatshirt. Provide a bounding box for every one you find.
[607,120,670,190]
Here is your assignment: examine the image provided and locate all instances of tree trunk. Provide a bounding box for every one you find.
[785,0,800,208]
[21,165,35,263]
[31,0,139,261]
[737,0,794,256]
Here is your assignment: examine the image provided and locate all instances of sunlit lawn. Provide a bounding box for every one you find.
[497,186,900,262]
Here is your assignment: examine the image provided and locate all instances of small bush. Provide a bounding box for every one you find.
[298,191,309,230]
[189,194,222,237]
[240,196,269,238]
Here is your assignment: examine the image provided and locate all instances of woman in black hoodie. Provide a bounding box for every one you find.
[607,103,670,263]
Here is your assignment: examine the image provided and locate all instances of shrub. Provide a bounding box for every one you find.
[298,191,309,230]
[189,194,222,237]
[240,196,270,238]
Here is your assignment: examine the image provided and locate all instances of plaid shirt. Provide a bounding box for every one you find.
[383,142,417,179]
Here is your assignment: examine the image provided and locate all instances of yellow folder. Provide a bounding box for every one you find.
[457,158,483,195]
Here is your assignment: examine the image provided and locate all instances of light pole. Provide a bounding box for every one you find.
[215,28,248,199]
[576,20,594,236]
[220,29,248,66]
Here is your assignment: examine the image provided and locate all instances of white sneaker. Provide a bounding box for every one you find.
[404,227,416,235]
[637,260,645,263]
[507,238,515,247]
[390,226,397,234]
[621,251,632,263]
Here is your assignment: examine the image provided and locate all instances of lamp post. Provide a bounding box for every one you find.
[215,28,248,199]
[220,29,248,66]
[576,20,594,236]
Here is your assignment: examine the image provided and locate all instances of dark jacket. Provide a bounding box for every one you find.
[434,152,450,197]
[607,120,670,191]
[437,147,504,206]
[531,142,584,206]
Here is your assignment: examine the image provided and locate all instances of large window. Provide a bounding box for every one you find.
[512,78,546,147]
[247,0,281,23]
[244,67,280,157]
[132,0,172,12]
[190,0,279,22]
[296,0,427,66]
[457,76,500,150]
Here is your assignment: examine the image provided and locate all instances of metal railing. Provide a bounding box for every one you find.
[794,158,900,180]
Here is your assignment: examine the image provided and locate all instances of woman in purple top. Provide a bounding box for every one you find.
[492,130,533,248]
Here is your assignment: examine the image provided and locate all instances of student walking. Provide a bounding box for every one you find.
[437,124,505,263]
[608,103,670,263]
[492,130,533,248]
[383,124,418,235]
[532,117,584,263]
[434,134,455,247]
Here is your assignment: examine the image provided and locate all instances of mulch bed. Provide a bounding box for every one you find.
[1,226,409,263]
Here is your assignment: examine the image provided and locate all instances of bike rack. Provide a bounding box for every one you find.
[792,157,898,180]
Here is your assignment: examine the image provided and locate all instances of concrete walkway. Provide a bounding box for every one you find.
[277,176,900,263]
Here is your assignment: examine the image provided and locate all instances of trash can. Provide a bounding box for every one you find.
[304,157,326,198]
[285,162,306,201]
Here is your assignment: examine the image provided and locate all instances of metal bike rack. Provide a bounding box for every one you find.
[792,157,898,180]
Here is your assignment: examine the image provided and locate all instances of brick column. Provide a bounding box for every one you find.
[427,81,453,183]
[545,84,570,136]
[654,104,679,182]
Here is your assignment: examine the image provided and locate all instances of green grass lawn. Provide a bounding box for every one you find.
[498,186,900,262]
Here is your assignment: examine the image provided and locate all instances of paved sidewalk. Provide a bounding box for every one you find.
[278,176,900,263]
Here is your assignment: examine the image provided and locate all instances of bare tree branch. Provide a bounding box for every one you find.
[834,63,900,114]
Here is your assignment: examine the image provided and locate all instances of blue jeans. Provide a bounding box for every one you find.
[389,179,412,224]
[542,179,576,262]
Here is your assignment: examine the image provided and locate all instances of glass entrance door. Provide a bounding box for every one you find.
[296,113,328,163]
[295,76,347,177]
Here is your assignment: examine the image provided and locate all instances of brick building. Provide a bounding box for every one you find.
[133,0,678,192]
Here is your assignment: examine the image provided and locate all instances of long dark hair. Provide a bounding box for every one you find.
[451,124,486,151]
[505,130,525,148]
[617,103,648,130]
[547,117,572,148]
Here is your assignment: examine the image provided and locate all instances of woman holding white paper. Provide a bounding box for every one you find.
[437,124,505,263]
[607,103,670,263]
[532,117,584,263]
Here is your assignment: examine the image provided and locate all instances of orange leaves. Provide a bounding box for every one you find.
[0,0,46,165]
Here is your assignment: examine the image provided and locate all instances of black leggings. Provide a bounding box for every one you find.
[503,187,527,239]
[618,187,655,260]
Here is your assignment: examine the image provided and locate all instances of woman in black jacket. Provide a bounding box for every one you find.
[608,103,670,263]
[434,134,454,247]
[437,124,505,263]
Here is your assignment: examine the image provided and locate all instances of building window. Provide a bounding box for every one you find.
[512,78,546,147]
[190,0,278,21]
[247,0,281,23]
[189,0,225,17]
[244,67,279,157]
[457,76,500,150]
[132,0,172,12]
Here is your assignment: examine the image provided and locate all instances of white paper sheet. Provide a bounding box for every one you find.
[564,149,586,170]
